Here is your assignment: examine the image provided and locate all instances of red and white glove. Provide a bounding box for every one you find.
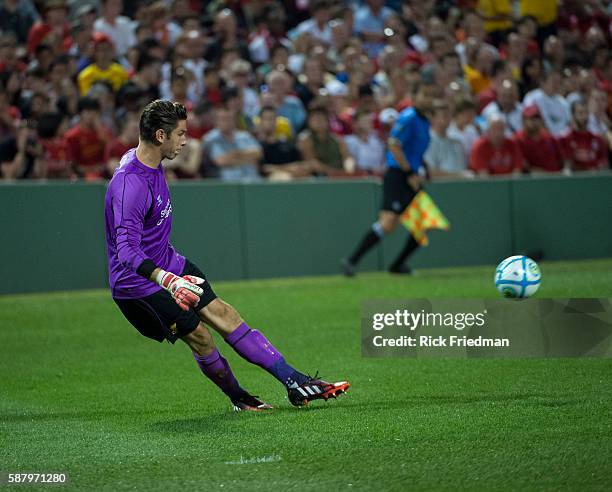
[156,270,204,311]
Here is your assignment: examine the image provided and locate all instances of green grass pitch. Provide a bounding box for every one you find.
[2,259,612,491]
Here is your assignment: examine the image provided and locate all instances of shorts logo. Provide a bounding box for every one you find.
[169,323,177,335]
[392,201,402,211]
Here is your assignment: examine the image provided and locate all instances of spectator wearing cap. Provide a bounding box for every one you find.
[523,70,570,136]
[354,0,395,59]
[424,101,469,177]
[344,110,385,175]
[94,0,136,57]
[0,0,38,45]
[469,113,523,175]
[513,104,563,173]
[64,96,111,180]
[27,0,72,55]
[481,79,523,137]
[325,79,353,136]
[297,106,355,177]
[265,70,306,134]
[559,100,608,172]
[203,105,263,182]
[77,33,128,95]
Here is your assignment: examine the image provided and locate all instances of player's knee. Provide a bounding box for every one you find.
[200,299,243,331]
[184,323,215,356]
[380,217,398,234]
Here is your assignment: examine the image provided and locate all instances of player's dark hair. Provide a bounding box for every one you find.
[139,100,187,145]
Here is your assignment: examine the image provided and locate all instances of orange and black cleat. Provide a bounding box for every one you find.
[288,375,350,407]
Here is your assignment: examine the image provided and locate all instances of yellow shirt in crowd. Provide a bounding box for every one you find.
[77,63,129,96]
[519,0,558,26]
[477,0,514,33]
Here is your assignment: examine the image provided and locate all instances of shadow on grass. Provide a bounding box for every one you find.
[150,392,582,434]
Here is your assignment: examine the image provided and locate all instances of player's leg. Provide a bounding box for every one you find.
[342,167,407,276]
[198,298,350,406]
[388,234,420,274]
[179,259,272,411]
[197,298,308,388]
[180,322,251,404]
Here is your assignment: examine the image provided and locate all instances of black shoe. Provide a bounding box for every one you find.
[232,393,273,412]
[341,258,356,277]
[389,264,413,275]
[288,373,350,407]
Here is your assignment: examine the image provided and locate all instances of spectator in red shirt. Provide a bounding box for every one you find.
[469,114,524,175]
[27,0,71,55]
[513,105,563,173]
[105,112,139,175]
[559,100,608,172]
[35,111,71,179]
[64,97,110,180]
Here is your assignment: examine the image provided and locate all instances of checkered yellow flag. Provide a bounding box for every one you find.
[400,191,450,246]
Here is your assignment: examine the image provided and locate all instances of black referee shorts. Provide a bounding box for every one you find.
[381,167,418,214]
[113,259,217,344]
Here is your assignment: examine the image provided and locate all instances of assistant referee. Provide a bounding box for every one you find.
[342,84,436,276]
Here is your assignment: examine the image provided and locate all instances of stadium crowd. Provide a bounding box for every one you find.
[0,0,611,181]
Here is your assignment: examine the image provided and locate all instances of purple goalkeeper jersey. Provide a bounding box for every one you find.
[104,148,185,299]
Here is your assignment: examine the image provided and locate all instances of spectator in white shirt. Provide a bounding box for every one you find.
[344,110,385,175]
[481,79,523,137]
[94,0,136,57]
[290,0,332,46]
[424,100,469,177]
[587,88,611,137]
[523,70,571,136]
[447,97,481,162]
[229,59,260,119]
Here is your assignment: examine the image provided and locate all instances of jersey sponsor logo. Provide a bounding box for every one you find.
[157,198,172,226]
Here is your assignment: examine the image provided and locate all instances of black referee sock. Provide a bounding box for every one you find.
[389,235,419,271]
[349,223,384,265]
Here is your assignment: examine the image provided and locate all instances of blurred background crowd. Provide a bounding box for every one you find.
[0,0,610,181]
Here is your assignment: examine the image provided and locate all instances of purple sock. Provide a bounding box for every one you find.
[193,348,245,401]
[225,322,308,388]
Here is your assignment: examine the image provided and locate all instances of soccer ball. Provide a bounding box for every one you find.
[495,255,541,298]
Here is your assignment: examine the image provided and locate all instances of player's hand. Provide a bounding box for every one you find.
[157,271,204,311]
[407,174,422,191]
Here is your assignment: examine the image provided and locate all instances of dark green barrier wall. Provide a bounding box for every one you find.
[1,175,610,295]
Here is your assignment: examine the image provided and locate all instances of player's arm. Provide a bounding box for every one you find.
[113,174,203,310]
[387,138,411,172]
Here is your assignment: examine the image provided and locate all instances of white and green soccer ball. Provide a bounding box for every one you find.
[495,255,541,298]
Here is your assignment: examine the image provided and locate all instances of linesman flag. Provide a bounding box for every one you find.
[400,191,450,246]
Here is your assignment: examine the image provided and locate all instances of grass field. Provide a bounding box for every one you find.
[2,259,612,491]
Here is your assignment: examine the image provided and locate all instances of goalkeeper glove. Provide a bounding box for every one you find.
[155,270,204,311]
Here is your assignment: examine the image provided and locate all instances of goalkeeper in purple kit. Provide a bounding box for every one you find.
[105,100,349,411]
